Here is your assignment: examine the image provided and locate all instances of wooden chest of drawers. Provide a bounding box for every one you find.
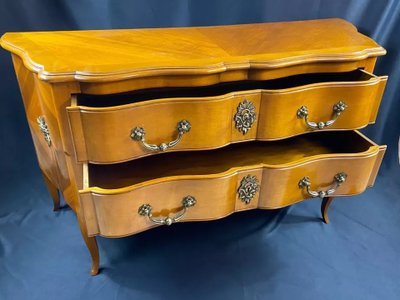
[1,18,387,275]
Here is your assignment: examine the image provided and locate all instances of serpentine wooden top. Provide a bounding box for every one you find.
[1,18,385,82]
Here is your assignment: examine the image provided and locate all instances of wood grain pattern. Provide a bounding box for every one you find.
[79,131,386,237]
[11,55,83,210]
[1,19,388,275]
[1,19,385,83]
[68,70,387,163]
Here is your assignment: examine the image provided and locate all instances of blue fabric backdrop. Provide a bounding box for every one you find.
[0,1,399,299]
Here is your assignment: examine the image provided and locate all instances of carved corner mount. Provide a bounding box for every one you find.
[36,116,51,146]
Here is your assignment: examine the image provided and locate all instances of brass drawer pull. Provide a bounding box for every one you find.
[131,120,191,151]
[297,101,347,129]
[298,172,347,198]
[138,196,196,226]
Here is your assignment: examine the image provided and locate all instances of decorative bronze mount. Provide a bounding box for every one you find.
[238,175,260,204]
[36,116,51,146]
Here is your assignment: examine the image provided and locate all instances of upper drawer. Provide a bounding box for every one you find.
[67,69,387,163]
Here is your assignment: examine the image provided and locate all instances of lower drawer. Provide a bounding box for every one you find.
[79,131,385,237]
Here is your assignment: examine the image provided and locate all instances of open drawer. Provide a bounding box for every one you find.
[79,130,386,238]
[67,69,387,164]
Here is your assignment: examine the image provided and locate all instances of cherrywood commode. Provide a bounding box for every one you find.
[1,19,387,275]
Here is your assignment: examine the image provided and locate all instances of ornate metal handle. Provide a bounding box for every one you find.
[131,120,191,151]
[138,195,196,226]
[297,101,347,130]
[298,172,347,198]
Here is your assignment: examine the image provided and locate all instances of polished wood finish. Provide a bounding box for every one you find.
[79,131,385,237]
[0,19,385,83]
[321,197,334,224]
[1,19,387,274]
[77,209,100,275]
[68,70,387,163]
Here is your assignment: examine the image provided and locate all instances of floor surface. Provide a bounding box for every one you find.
[1,166,399,300]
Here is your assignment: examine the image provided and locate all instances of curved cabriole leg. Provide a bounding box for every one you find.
[321,197,334,224]
[85,236,100,276]
[78,215,100,276]
[41,171,60,211]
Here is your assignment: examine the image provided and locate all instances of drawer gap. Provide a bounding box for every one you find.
[87,131,376,189]
[76,69,373,108]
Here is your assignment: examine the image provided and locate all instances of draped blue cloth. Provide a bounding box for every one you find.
[0,1,399,299]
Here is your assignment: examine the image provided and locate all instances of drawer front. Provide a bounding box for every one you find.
[257,78,387,139]
[79,142,385,237]
[68,74,386,163]
[68,92,261,163]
